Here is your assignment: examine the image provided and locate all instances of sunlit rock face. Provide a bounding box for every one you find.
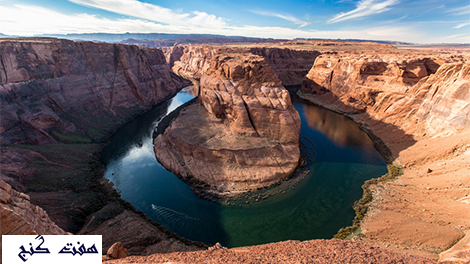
[0,179,68,240]
[155,54,301,195]
[0,38,188,145]
[301,54,470,138]
[164,45,320,86]
[414,63,470,137]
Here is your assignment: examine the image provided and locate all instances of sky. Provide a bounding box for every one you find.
[0,0,469,43]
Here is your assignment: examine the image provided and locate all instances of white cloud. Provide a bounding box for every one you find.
[454,22,470,29]
[423,4,445,13]
[250,10,310,27]
[446,4,470,16]
[68,0,226,28]
[328,0,400,23]
[0,3,467,44]
[0,4,194,35]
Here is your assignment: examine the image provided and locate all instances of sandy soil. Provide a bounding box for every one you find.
[353,123,470,260]
[102,239,435,264]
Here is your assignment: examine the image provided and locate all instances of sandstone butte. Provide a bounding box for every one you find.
[154,54,301,195]
[1,38,469,263]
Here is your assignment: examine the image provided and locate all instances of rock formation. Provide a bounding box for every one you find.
[0,38,189,145]
[169,46,218,79]
[300,50,470,261]
[0,38,200,256]
[164,45,319,86]
[300,54,469,137]
[0,180,68,259]
[2,37,468,262]
[0,180,67,235]
[155,54,301,195]
[414,63,470,137]
[107,242,128,259]
[248,47,321,86]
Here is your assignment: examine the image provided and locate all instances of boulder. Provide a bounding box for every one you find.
[107,242,128,259]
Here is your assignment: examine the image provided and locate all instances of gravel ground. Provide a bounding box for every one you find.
[102,239,436,264]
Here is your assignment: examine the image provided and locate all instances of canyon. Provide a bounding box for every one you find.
[1,38,469,263]
[0,38,200,255]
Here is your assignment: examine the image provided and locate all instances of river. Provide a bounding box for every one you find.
[100,86,387,247]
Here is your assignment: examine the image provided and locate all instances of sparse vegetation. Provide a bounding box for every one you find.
[51,130,92,144]
[334,164,403,239]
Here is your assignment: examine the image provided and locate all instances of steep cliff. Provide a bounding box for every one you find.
[301,54,468,138]
[248,47,321,86]
[169,46,218,79]
[300,52,470,260]
[0,38,189,145]
[0,180,68,259]
[0,179,67,235]
[0,38,200,255]
[165,45,319,86]
[414,63,470,137]
[155,54,301,195]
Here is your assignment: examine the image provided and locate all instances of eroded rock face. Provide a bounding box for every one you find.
[302,55,431,111]
[0,38,188,145]
[299,51,470,260]
[301,54,469,138]
[0,180,68,258]
[155,54,301,195]
[0,180,68,235]
[0,38,199,256]
[414,63,470,137]
[170,46,218,79]
[248,47,321,86]
[166,45,319,86]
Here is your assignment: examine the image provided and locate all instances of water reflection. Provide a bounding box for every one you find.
[302,103,374,149]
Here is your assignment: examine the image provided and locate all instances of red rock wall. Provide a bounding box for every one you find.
[165,45,319,86]
[0,38,188,145]
[200,54,301,143]
[301,54,469,138]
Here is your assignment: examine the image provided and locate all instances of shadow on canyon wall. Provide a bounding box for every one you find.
[288,85,417,163]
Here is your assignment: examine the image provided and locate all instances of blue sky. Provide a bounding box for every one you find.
[0,0,469,43]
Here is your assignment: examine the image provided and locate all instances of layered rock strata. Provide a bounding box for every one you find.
[248,47,321,86]
[300,53,470,260]
[0,180,68,235]
[0,38,188,145]
[164,45,319,86]
[155,54,301,195]
[0,38,199,255]
[0,180,68,259]
[301,54,469,136]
